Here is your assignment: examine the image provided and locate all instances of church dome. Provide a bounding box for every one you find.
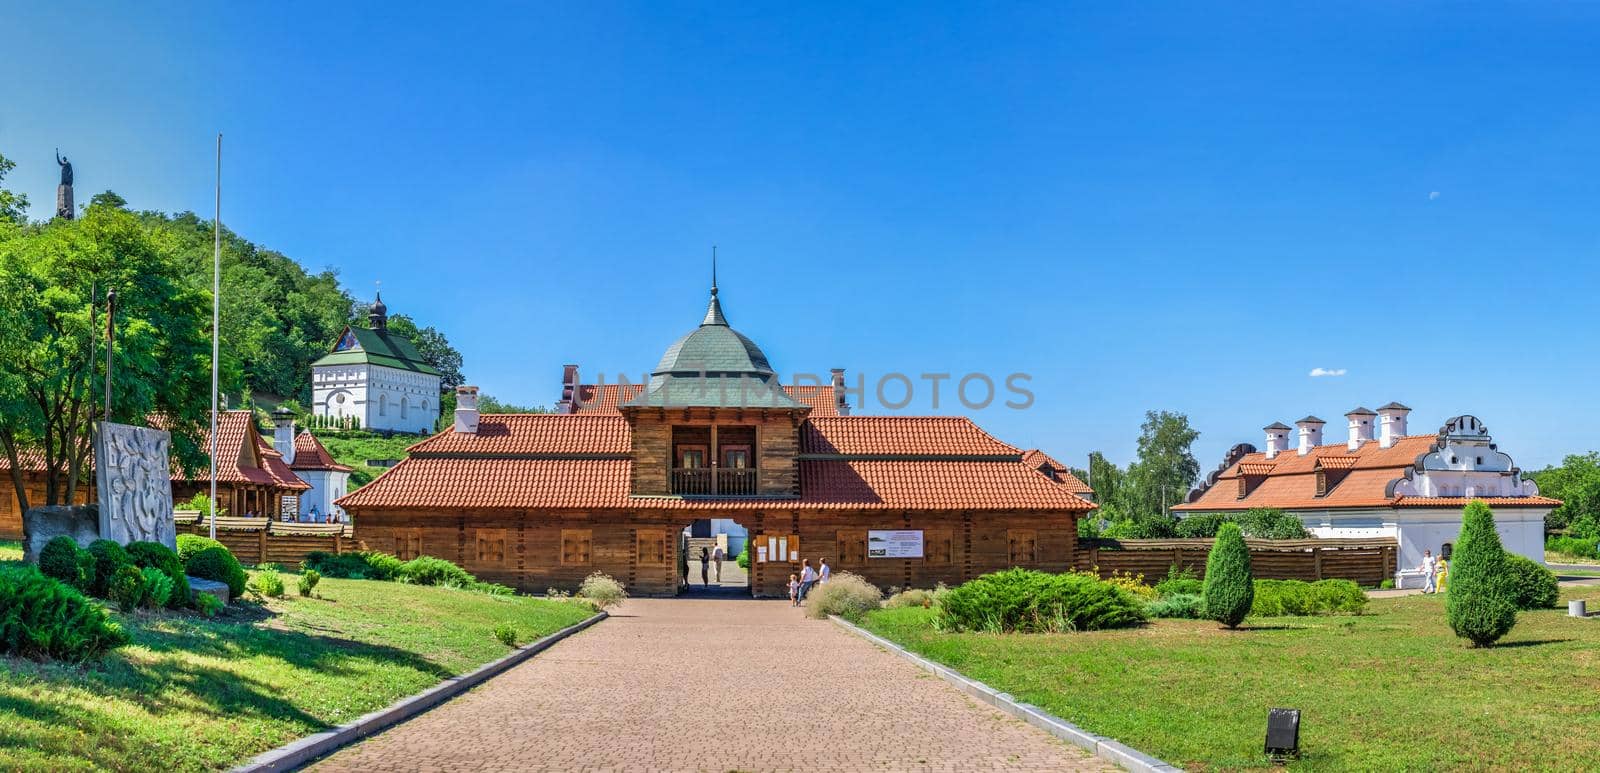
[625,282,804,410]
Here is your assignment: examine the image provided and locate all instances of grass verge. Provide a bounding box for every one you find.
[863,588,1600,770]
[0,566,594,771]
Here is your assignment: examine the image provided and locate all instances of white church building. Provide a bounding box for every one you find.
[1177,403,1561,588]
[311,295,442,435]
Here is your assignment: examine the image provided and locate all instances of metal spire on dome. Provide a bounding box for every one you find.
[702,245,727,326]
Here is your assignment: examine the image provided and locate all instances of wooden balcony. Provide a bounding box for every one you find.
[670,468,759,496]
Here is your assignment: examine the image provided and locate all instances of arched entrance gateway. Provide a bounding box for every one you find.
[335,279,1096,597]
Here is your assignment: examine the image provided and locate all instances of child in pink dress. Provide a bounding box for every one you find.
[788,574,800,606]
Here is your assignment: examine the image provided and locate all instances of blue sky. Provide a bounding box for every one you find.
[3,3,1598,471]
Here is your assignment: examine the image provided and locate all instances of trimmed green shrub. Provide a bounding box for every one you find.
[398,556,475,587]
[250,569,286,598]
[736,541,751,569]
[494,622,517,646]
[1251,579,1367,617]
[1234,507,1310,539]
[1175,513,1229,538]
[1155,577,1204,598]
[937,569,1147,633]
[885,586,946,609]
[176,534,224,564]
[1202,522,1253,628]
[1502,553,1558,609]
[85,540,133,598]
[0,566,128,661]
[577,572,628,609]
[140,567,174,609]
[1145,593,1204,619]
[107,564,147,612]
[126,541,190,609]
[1101,517,1176,539]
[804,573,883,620]
[38,536,93,591]
[195,592,223,618]
[1447,501,1518,647]
[187,545,248,599]
[298,569,321,596]
[303,551,403,580]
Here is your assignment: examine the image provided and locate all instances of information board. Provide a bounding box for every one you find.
[867,530,923,559]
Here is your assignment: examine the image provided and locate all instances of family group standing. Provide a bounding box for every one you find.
[789,558,831,606]
[1418,548,1450,593]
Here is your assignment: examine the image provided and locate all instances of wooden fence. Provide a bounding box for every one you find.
[174,511,358,567]
[1075,537,1397,586]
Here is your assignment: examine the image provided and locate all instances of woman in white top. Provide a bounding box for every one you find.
[818,558,832,584]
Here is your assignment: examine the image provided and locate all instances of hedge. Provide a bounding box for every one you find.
[0,566,128,662]
[937,568,1146,633]
[1502,553,1559,609]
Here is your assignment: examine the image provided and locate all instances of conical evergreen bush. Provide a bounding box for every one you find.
[1446,500,1517,647]
[1203,521,1253,628]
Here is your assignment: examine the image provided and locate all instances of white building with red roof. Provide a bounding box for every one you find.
[1175,403,1559,587]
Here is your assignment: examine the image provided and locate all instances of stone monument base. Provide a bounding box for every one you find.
[56,184,74,220]
[22,504,101,564]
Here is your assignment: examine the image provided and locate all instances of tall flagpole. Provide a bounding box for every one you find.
[209,133,221,540]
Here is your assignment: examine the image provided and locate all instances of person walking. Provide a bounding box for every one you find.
[699,546,711,586]
[712,545,725,583]
[1419,549,1438,593]
[788,573,800,606]
[798,559,819,602]
[1436,555,1449,593]
[818,558,832,584]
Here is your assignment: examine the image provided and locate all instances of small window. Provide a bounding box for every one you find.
[379,394,388,416]
[924,530,952,565]
[636,529,667,566]
[1008,529,1037,565]
[1476,456,1483,465]
[395,529,422,560]
[836,530,866,566]
[475,529,507,565]
[561,529,592,565]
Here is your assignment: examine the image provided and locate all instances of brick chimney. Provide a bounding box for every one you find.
[1377,402,1411,448]
[556,364,580,414]
[830,368,851,416]
[1296,416,1325,455]
[1345,406,1377,451]
[454,386,480,434]
[1263,422,1291,460]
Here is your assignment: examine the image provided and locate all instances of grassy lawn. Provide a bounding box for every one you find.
[864,588,1600,771]
[0,539,19,562]
[1,563,595,771]
[1546,551,1599,566]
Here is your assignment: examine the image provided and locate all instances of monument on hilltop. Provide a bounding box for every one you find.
[55,150,74,220]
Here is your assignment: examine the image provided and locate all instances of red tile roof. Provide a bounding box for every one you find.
[573,383,842,416]
[1019,449,1095,495]
[1176,434,1555,511]
[291,431,354,473]
[802,416,1018,457]
[339,414,1094,513]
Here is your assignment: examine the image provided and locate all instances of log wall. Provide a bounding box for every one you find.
[175,517,356,567]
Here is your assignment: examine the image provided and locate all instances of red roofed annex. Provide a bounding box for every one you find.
[339,282,1094,596]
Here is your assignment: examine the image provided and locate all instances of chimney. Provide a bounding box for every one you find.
[830,368,851,416]
[556,364,580,414]
[1345,406,1377,451]
[1295,416,1326,455]
[1263,422,1292,460]
[1377,402,1411,448]
[454,385,480,434]
[271,406,297,465]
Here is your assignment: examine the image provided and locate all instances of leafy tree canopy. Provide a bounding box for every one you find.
[1530,452,1600,537]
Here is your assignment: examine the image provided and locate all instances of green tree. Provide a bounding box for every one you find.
[380,313,465,390]
[1202,521,1253,628]
[1531,452,1600,537]
[1122,410,1200,522]
[0,152,28,224]
[0,201,212,511]
[1446,500,1518,647]
[88,191,128,210]
[477,393,549,414]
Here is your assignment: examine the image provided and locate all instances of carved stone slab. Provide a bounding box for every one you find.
[93,422,175,549]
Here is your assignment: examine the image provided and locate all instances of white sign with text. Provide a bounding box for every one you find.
[867,530,923,559]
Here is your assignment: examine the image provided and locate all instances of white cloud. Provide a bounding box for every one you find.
[1309,367,1348,378]
[1428,191,1440,200]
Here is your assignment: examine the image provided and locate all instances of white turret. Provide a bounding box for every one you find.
[1377,402,1411,449]
[1346,406,1377,451]
[1263,422,1292,460]
[271,406,296,465]
[1296,416,1325,455]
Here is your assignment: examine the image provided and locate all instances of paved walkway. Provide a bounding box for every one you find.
[315,599,1109,773]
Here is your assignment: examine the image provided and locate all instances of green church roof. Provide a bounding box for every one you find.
[312,325,441,376]
[624,283,806,410]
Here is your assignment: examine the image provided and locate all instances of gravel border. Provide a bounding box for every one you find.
[231,610,608,772]
[830,615,1183,773]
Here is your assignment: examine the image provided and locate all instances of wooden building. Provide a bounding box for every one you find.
[339,284,1095,596]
